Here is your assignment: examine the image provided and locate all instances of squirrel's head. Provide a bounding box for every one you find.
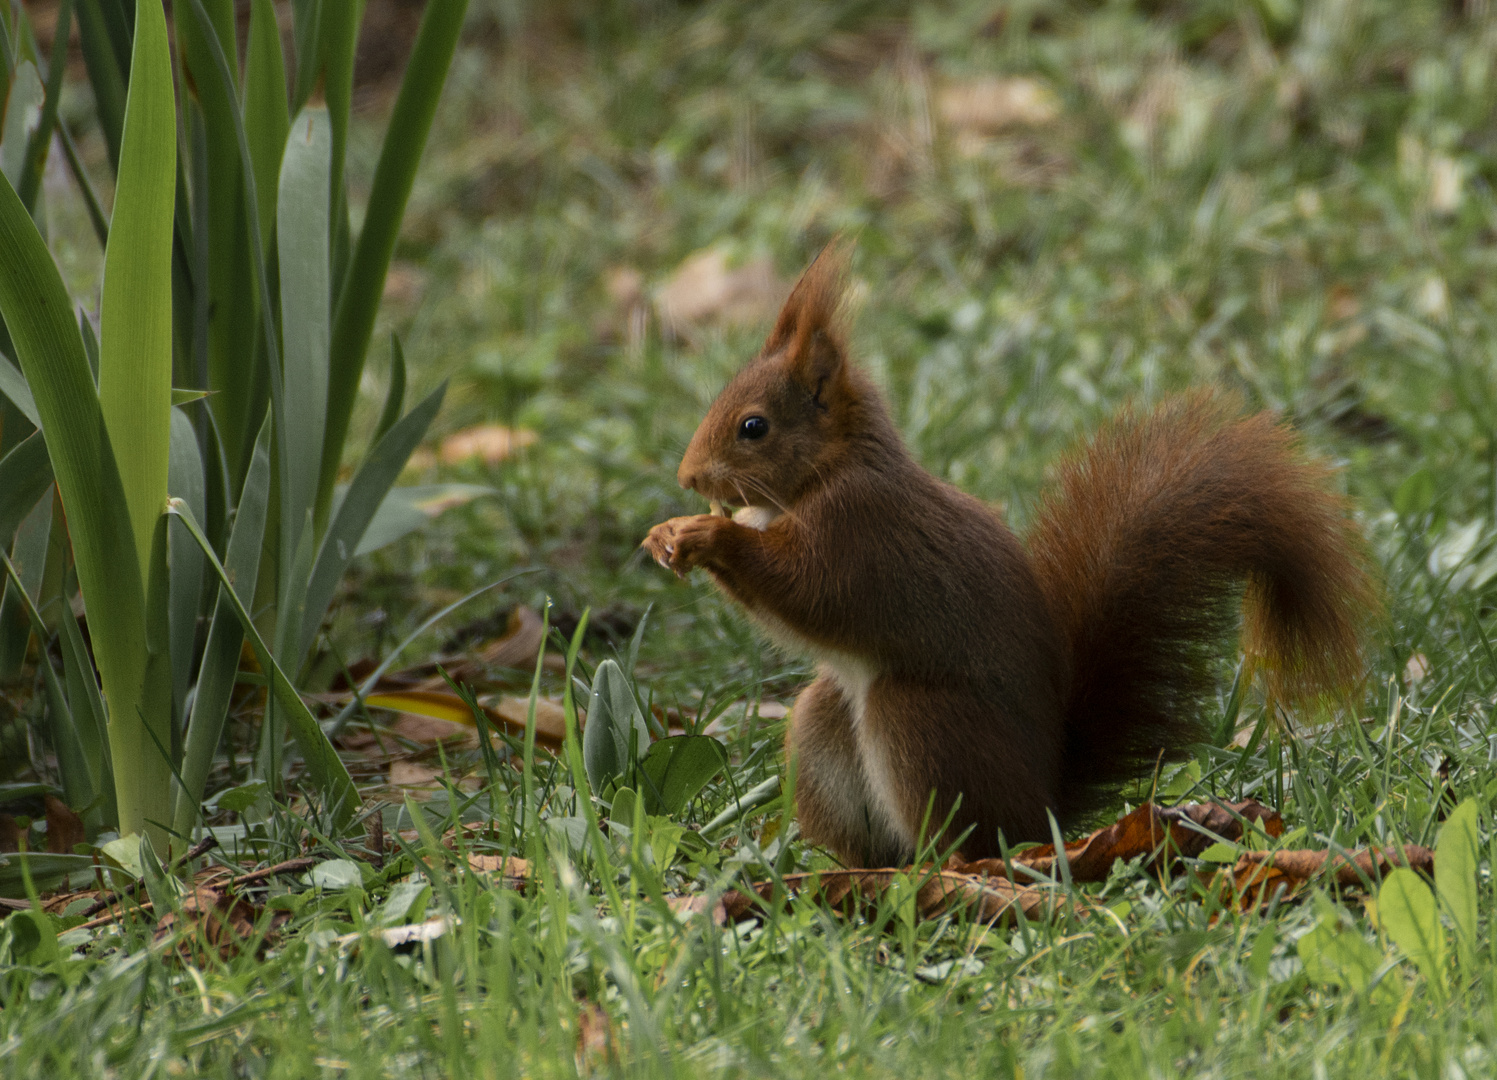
[678,241,875,513]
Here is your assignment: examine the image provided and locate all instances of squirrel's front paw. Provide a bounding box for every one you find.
[642,515,724,577]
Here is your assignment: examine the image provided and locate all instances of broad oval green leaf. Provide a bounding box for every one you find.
[640,735,729,818]
[584,659,650,796]
[1378,866,1447,992]
[1436,799,1481,970]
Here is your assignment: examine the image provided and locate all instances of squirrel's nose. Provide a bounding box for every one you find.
[677,466,699,492]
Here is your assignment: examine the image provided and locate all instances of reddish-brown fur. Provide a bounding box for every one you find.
[643,244,1378,865]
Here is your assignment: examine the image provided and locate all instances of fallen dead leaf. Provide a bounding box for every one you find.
[154,884,282,963]
[337,916,459,951]
[44,795,85,854]
[722,866,1068,928]
[576,1002,615,1073]
[439,424,538,466]
[489,695,572,747]
[465,853,530,890]
[382,260,425,306]
[666,894,730,925]
[364,689,572,752]
[939,76,1060,137]
[346,605,559,692]
[604,266,645,308]
[953,800,1282,883]
[1222,844,1434,909]
[388,760,445,789]
[656,248,787,335]
[387,711,480,749]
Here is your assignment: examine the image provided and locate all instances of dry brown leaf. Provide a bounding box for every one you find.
[954,800,1282,884]
[576,1002,615,1073]
[939,76,1060,138]
[471,606,550,673]
[361,689,571,753]
[1221,844,1434,909]
[489,695,571,748]
[388,760,445,789]
[44,795,85,854]
[387,711,480,749]
[439,423,538,466]
[723,866,1067,928]
[656,248,787,335]
[382,261,426,306]
[153,885,281,963]
[465,853,530,890]
[666,894,730,926]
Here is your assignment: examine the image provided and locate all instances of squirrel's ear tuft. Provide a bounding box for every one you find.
[765,239,851,388]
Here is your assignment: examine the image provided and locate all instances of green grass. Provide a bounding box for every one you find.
[8,0,1497,1074]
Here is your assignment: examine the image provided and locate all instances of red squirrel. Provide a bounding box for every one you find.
[643,243,1378,866]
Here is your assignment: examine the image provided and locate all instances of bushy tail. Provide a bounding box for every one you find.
[1026,392,1379,821]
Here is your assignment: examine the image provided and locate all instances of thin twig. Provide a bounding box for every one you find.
[71,855,321,931]
[227,857,319,888]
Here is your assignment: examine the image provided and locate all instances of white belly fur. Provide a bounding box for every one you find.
[749,608,912,853]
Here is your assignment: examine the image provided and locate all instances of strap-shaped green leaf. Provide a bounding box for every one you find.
[74,0,130,171]
[176,0,259,490]
[319,0,469,529]
[16,0,73,211]
[278,105,332,577]
[167,497,360,831]
[172,418,271,838]
[0,432,52,544]
[0,169,145,812]
[0,351,39,427]
[98,0,174,586]
[243,0,289,257]
[295,382,446,670]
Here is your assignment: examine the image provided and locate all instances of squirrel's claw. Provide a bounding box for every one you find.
[644,515,723,577]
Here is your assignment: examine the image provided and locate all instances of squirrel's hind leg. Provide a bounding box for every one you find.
[787,675,911,867]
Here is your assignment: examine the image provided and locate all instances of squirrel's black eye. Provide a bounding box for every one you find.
[738,416,769,440]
